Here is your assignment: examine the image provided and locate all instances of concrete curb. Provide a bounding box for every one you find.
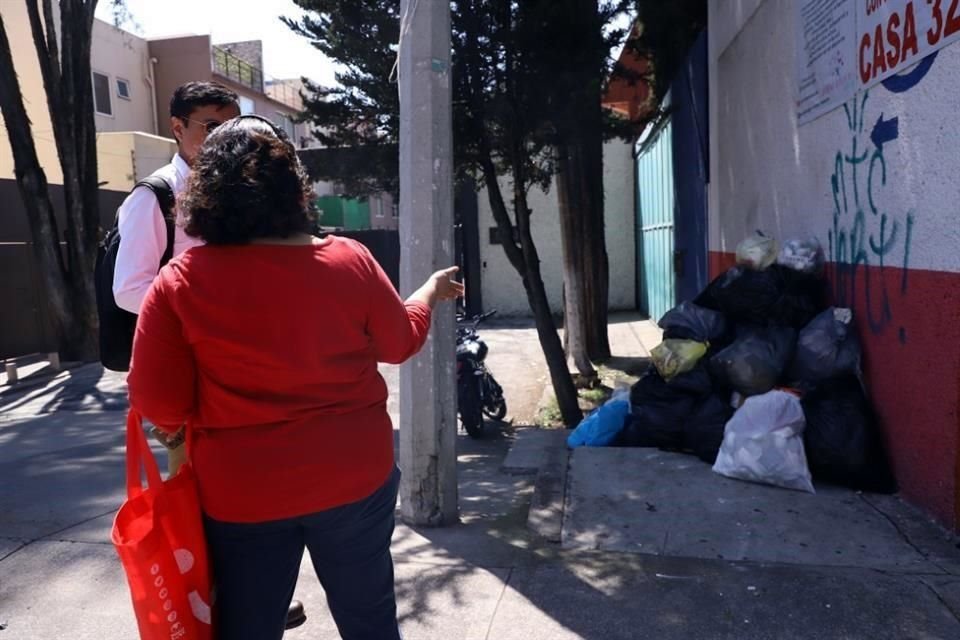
[526,434,570,543]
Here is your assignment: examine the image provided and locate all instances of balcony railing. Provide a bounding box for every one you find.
[265,81,303,111]
[212,46,264,93]
[211,45,302,111]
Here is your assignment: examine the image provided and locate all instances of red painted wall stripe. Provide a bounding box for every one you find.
[709,251,960,530]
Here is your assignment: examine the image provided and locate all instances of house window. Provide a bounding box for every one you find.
[116,78,131,100]
[374,197,385,218]
[92,71,112,116]
[239,96,255,115]
[276,112,295,139]
[392,203,399,218]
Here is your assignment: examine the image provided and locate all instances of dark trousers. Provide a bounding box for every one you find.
[203,467,402,640]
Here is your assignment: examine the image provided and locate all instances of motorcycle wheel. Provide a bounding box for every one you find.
[460,380,484,438]
[482,373,507,420]
[483,392,507,421]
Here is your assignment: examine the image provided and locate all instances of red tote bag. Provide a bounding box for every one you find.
[111,411,214,640]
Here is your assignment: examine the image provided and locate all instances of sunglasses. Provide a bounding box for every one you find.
[179,116,226,135]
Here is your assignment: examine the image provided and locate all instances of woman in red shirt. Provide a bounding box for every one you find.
[128,115,462,640]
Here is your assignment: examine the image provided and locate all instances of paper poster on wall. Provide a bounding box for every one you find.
[796,0,858,125]
[857,0,960,89]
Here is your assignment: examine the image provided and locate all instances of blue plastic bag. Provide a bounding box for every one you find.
[567,390,630,448]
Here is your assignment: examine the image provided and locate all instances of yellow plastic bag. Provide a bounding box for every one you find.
[651,339,708,381]
[736,232,779,270]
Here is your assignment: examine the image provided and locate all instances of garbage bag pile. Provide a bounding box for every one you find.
[567,232,897,495]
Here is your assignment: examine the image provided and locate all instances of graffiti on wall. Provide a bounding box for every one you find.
[827,90,915,343]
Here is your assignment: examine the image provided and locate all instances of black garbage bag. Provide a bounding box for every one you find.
[801,375,897,493]
[659,302,729,343]
[683,393,735,464]
[703,266,784,325]
[710,326,797,396]
[767,265,828,330]
[619,369,698,448]
[788,307,861,384]
[667,362,714,396]
[695,266,826,329]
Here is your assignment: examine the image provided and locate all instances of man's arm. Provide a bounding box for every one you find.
[112,187,168,314]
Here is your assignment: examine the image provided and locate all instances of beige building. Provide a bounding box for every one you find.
[0,6,310,191]
[0,7,176,190]
[0,2,65,184]
[0,11,315,358]
[148,36,309,148]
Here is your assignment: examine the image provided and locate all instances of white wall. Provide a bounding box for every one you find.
[710,0,960,273]
[478,140,636,316]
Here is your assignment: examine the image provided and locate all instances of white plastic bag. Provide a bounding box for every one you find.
[735,232,779,270]
[712,390,815,493]
[777,237,825,275]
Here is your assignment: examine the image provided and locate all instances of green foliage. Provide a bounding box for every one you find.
[286,0,641,198]
[284,1,401,196]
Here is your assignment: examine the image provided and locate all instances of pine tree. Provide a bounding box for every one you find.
[286,0,705,423]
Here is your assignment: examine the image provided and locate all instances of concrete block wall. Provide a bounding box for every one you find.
[709,0,960,529]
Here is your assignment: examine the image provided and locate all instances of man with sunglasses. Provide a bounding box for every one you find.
[111,83,310,630]
[113,81,240,316]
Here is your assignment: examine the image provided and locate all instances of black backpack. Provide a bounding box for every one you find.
[94,176,176,372]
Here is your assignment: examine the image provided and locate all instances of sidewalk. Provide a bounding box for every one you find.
[1,319,959,638]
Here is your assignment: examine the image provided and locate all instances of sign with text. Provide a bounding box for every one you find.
[857,0,960,88]
[797,0,858,125]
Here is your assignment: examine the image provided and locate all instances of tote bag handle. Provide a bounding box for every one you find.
[125,410,164,498]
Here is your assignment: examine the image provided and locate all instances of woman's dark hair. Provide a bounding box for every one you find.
[169,81,239,120]
[182,115,316,244]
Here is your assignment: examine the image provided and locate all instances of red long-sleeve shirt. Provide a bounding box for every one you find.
[128,236,431,523]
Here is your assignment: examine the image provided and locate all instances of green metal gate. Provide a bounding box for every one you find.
[636,118,676,322]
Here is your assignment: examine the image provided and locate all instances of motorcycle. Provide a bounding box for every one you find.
[456,310,507,438]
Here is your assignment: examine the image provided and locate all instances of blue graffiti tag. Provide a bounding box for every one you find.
[827,92,915,343]
[881,51,938,93]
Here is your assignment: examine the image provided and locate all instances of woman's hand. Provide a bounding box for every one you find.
[408,266,465,308]
[430,266,465,302]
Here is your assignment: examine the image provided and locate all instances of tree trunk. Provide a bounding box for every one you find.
[479,158,582,427]
[556,140,597,379]
[0,13,77,355]
[580,88,611,362]
[557,99,610,365]
[15,0,101,361]
[553,0,611,364]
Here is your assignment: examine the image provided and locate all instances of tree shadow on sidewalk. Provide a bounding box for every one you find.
[0,364,127,417]
[387,421,960,640]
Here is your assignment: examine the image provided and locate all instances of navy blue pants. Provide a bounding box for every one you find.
[203,467,402,640]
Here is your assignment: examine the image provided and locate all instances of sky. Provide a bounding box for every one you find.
[94,0,340,86]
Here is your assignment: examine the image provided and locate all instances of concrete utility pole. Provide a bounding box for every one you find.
[398,0,458,526]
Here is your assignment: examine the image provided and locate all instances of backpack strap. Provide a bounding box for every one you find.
[134,175,177,267]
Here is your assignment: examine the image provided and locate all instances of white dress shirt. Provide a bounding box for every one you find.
[112,154,204,314]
